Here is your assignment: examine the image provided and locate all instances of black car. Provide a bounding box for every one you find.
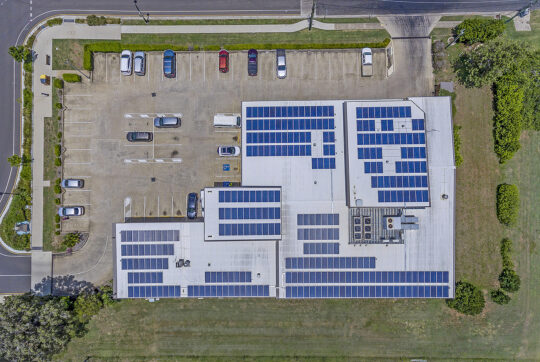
[127,132,153,142]
[187,193,197,219]
[248,49,258,76]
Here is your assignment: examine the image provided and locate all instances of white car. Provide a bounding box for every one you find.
[361,47,373,65]
[120,50,132,75]
[217,146,241,157]
[58,206,85,217]
[134,51,145,76]
[276,49,286,79]
[61,179,84,188]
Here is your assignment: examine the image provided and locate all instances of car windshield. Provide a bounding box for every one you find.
[249,54,256,59]
[225,147,234,153]
[278,65,286,70]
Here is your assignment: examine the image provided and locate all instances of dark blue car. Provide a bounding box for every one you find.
[163,49,176,78]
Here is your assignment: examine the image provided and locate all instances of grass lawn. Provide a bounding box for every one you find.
[121,18,301,25]
[503,10,540,49]
[42,78,63,252]
[52,28,390,70]
[315,17,379,23]
[57,48,540,362]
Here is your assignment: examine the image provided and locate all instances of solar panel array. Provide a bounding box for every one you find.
[297,228,339,240]
[121,244,174,256]
[286,271,449,284]
[128,285,181,298]
[286,285,449,298]
[205,272,252,283]
[188,285,270,297]
[121,258,169,270]
[218,223,281,236]
[286,257,376,269]
[303,243,340,254]
[219,207,280,220]
[128,272,163,284]
[245,105,336,170]
[120,230,180,242]
[354,106,429,204]
[218,190,280,203]
[297,214,339,225]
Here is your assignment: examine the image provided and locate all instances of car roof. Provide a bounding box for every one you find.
[219,49,229,55]
[164,49,174,56]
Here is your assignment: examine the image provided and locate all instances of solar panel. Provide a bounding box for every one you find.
[187,285,270,297]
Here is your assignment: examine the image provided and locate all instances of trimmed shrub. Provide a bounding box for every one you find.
[82,39,391,71]
[62,73,81,82]
[54,144,61,157]
[23,61,32,73]
[55,178,61,185]
[55,231,60,235]
[86,15,120,26]
[490,289,511,305]
[53,78,64,89]
[54,198,61,205]
[55,158,62,167]
[453,125,463,167]
[446,281,485,315]
[46,18,63,27]
[499,268,521,293]
[55,102,63,109]
[63,232,80,248]
[453,18,505,44]
[493,76,523,164]
[496,183,519,226]
[54,185,62,194]
[55,214,61,223]
[500,238,513,269]
[57,132,62,139]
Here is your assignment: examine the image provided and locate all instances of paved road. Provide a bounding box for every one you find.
[0,0,533,293]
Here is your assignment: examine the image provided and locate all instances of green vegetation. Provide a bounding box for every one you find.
[446,281,485,315]
[315,17,379,23]
[80,15,121,26]
[499,268,521,293]
[62,73,82,82]
[496,183,519,226]
[53,78,64,89]
[0,287,115,360]
[8,45,31,62]
[490,289,511,304]
[453,125,463,166]
[63,232,81,248]
[503,10,540,49]
[46,18,63,27]
[453,18,505,44]
[121,18,300,25]
[7,154,22,166]
[493,75,523,163]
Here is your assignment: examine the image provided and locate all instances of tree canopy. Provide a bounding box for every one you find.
[446,281,485,315]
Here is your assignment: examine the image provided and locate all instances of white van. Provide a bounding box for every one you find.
[213,113,241,128]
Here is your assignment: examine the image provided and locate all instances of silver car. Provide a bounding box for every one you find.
[61,179,84,188]
[276,49,286,79]
[58,206,85,217]
[120,50,132,76]
[154,117,180,128]
[134,51,146,76]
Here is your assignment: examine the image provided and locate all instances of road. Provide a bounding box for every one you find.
[0,0,532,294]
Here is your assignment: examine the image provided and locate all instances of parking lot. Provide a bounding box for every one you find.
[60,48,395,236]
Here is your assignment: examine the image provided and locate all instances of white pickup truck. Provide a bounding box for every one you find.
[361,47,373,77]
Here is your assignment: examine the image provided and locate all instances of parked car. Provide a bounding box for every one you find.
[58,206,85,217]
[120,50,132,76]
[361,47,373,65]
[127,132,153,142]
[163,49,176,78]
[248,49,258,76]
[187,192,197,219]
[154,117,181,128]
[219,49,229,73]
[134,51,146,76]
[61,179,84,188]
[217,146,241,157]
[276,49,286,79]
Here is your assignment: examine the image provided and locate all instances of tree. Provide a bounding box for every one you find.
[453,18,505,44]
[73,292,103,324]
[496,183,519,226]
[490,289,511,305]
[446,281,485,315]
[0,294,77,360]
[499,268,521,293]
[7,154,21,166]
[63,232,81,248]
[455,38,534,88]
[8,45,31,63]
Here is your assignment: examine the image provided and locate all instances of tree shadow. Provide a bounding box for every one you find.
[33,275,95,296]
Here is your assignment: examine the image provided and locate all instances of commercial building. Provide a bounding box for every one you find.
[114,98,455,299]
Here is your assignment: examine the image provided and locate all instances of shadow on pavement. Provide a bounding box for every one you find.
[33,275,95,296]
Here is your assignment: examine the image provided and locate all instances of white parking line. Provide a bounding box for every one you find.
[154,144,182,147]
[66,135,91,137]
[189,53,192,81]
[214,130,239,133]
[64,94,93,97]
[123,144,153,147]
[64,121,94,124]
[68,148,93,151]
[64,189,92,192]
[147,54,150,83]
[105,53,108,82]
[64,176,91,178]
[203,52,206,82]
[64,162,92,165]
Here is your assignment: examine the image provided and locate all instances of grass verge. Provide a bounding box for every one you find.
[503,10,540,49]
[315,17,379,23]
[121,18,301,25]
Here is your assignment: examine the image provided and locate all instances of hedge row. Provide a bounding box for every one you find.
[453,125,463,167]
[46,18,63,27]
[83,39,391,71]
[453,18,505,44]
[62,73,81,82]
[496,183,519,226]
[493,75,523,164]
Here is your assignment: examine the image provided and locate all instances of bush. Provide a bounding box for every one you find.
[496,183,519,226]
[85,15,120,26]
[490,289,511,305]
[8,45,31,63]
[53,78,64,89]
[55,158,62,166]
[446,281,485,315]
[500,238,513,269]
[55,102,63,109]
[55,214,61,223]
[453,18,505,44]
[82,39,391,70]
[54,185,62,194]
[23,61,32,73]
[46,18,63,27]
[62,73,81,82]
[23,88,33,108]
[7,154,22,166]
[499,268,521,292]
[56,223,60,229]
[73,292,103,324]
[63,232,80,248]
[453,125,463,166]
[54,144,62,157]
[54,198,61,205]
[55,178,61,185]
[493,76,523,163]
[57,132,62,139]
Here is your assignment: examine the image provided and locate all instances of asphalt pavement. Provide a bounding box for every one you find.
[0,0,534,294]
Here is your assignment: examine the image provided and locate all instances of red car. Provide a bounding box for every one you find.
[219,49,229,73]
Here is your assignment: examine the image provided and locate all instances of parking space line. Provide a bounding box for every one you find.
[214,130,239,133]
[123,144,153,147]
[69,148,93,151]
[64,189,92,192]
[105,53,108,82]
[147,54,150,83]
[154,144,182,147]
[64,175,91,178]
[66,134,92,137]
[189,53,192,81]
[203,52,206,82]
[64,94,93,97]
[64,162,92,165]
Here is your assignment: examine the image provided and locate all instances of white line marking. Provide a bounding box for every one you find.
[64,189,92,192]
[67,148,93,151]
[64,121,94,124]
[123,144,153,147]
[154,144,183,147]
[64,162,92,165]
[0,274,31,277]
